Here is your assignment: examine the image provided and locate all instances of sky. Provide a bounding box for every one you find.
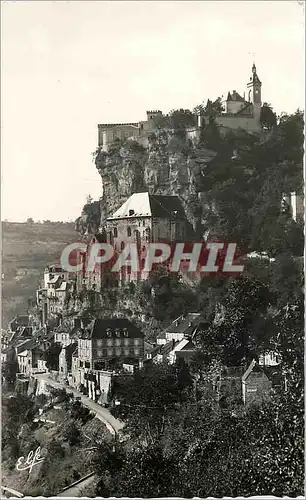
[1,0,305,222]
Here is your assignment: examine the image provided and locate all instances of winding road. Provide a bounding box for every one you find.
[2,375,124,497]
[33,373,124,435]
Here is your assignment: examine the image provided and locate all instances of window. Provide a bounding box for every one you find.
[134,338,140,346]
[123,328,128,337]
[107,338,113,347]
[124,348,129,356]
[97,339,102,347]
[97,350,102,357]
[134,348,140,356]
[124,338,129,346]
[115,338,121,346]
[106,329,112,337]
[127,227,131,237]
[115,348,121,356]
[115,329,120,337]
[107,349,113,357]
[80,361,83,367]
[85,361,90,369]
[114,227,118,237]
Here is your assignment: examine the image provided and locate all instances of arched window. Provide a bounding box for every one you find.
[121,241,125,250]
[127,227,131,237]
[114,227,118,237]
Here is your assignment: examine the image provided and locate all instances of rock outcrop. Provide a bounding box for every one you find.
[77,132,217,236]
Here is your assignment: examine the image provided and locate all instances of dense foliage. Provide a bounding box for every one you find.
[90,108,304,496]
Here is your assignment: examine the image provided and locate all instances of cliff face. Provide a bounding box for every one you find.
[77,131,217,236]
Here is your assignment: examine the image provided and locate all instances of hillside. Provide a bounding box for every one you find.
[1,221,78,327]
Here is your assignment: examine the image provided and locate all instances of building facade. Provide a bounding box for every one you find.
[77,318,144,372]
[97,65,263,152]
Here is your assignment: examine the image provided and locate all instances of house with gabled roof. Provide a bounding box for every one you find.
[156,313,203,346]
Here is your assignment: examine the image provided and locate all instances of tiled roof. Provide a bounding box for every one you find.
[227,90,245,102]
[163,313,202,335]
[84,318,144,339]
[235,102,253,116]
[16,339,34,354]
[107,192,186,220]
[160,341,178,357]
[173,338,195,352]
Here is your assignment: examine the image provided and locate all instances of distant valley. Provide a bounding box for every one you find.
[2,221,78,327]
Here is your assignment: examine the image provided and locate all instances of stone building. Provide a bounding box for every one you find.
[77,318,144,372]
[97,65,263,152]
[105,192,193,283]
[200,63,262,134]
[98,110,162,152]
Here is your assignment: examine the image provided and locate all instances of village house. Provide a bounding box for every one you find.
[43,264,69,288]
[146,313,202,365]
[59,342,78,379]
[7,315,31,344]
[17,344,45,376]
[156,313,203,345]
[76,318,144,372]
[146,337,197,366]
[213,359,279,408]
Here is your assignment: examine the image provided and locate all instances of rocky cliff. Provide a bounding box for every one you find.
[76,130,217,237]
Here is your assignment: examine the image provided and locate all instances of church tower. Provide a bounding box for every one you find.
[247,63,262,120]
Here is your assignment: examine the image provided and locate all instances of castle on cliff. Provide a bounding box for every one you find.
[98,64,263,151]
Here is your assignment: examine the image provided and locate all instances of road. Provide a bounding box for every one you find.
[33,373,124,435]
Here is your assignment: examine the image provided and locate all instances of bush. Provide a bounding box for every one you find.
[62,420,81,446]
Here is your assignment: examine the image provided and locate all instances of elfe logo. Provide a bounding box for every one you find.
[60,241,245,277]
[16,446,45,473]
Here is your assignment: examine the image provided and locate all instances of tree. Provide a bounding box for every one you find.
[2,347,19,385]
[260,102,277,130]
[110,363,191,446]
[62,420,81,446]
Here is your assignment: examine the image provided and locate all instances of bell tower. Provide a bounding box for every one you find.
[247,63,262,120]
